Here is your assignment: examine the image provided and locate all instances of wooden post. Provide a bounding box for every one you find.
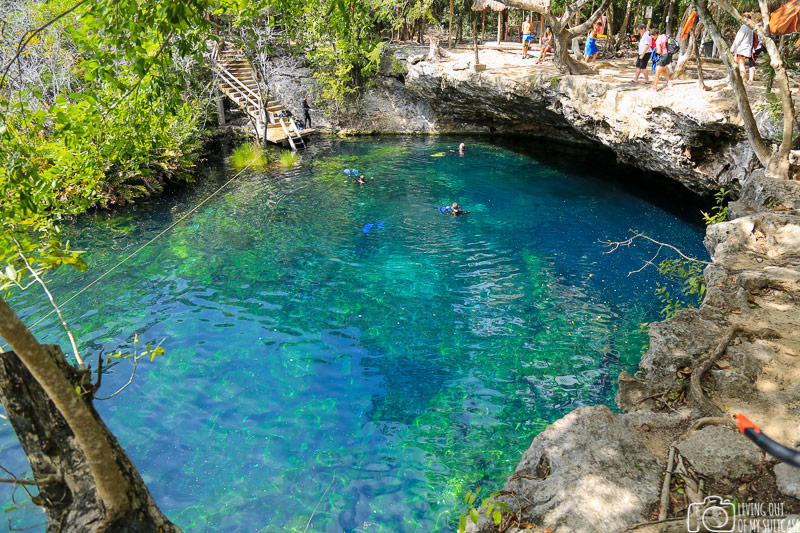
[539,14,545,44]
[215,86,226,127]
[497,10,503,44]
[473,20,486,71]
[482,8,486,41]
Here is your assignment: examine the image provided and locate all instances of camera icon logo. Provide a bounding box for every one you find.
[687,495,736,532]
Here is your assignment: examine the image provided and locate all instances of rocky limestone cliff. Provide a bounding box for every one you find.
[263,44,786,195]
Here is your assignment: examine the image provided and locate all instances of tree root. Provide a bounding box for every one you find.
[689,325,741,418]
[658,446,676,522]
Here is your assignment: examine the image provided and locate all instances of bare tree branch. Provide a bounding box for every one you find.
[14,244,84,369]
[0,0,88,91]
[94,359,139,401]
[601,231,712,277]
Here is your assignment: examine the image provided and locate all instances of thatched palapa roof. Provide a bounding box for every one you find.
[471,0,511,12]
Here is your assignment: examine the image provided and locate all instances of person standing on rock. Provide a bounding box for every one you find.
[522,16,533,59]
[301,96,312,129]
[633,24,651,83]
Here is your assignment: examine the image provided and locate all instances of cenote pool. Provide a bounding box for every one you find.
[1,137,707,532]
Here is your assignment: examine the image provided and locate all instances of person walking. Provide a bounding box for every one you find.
[633,24,651,83]
[651,30,673,91]
[301,95,312,128]
[585,21,602,63]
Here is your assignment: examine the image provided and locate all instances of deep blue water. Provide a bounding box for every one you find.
[0,137,707,532]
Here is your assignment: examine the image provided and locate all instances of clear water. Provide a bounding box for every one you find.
[1,137,706,532]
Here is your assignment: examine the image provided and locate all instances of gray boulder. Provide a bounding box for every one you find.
[675,426,762,479]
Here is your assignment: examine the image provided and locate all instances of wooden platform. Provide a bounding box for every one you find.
[265,124,315,144]
[212,44,315,150]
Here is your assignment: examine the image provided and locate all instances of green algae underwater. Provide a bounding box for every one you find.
[1,137,706,532]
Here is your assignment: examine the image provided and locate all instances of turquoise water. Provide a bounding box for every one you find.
[1,137,706,532]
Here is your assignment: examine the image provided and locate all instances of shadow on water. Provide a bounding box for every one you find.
[484,134,714,224]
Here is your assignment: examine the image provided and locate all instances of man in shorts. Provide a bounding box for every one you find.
[633,24,651,83]
[651,30,673,92]
[522,15,533,59]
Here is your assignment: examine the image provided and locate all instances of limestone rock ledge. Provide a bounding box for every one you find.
[265,45,775,195]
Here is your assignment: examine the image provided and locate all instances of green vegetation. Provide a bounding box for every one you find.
[278,150,299,168]
[229,142,273,170]
[654,258,706,318]
[457,488,511,532]
[701,187,730,226]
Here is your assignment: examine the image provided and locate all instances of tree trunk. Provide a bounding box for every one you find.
[707,0,795,178]
[0,296,134,525]
[693,23,707,90]
[497,11,503,44]
[666,0,676,35]
[449,0,454,48]
[615,0,636,49]
[606,4,615,51]
[672,27,696,78]
[695,0,773,169]
[0,344,181,532]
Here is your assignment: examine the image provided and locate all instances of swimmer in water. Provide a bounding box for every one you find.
[445,202,469,216]
[458,143,465,154]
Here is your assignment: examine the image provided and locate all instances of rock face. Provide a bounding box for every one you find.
[675,426,762,479]
[262,45,774,195]
[465,406,661,533]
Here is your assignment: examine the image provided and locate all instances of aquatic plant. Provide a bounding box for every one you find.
[229,142,273,170]
[278,151,299,168]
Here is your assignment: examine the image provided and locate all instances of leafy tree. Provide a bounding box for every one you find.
[695,0,796,178]
[498,0,611,74]
[1,0,214,527]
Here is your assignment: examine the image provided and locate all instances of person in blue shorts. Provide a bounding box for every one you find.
[522,16,533,59]
[585,21,601,63]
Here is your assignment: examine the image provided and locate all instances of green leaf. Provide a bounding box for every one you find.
[493,509,502,525]
[458,514,467,533]
[470,508,479,524]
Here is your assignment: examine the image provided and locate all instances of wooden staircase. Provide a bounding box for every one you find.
[211,45,314,151]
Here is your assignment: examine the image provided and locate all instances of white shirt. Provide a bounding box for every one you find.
[638,31,652,55]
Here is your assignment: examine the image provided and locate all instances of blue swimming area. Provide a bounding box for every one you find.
[1,137,707,531]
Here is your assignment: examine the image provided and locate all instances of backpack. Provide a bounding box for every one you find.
[667,36,680,55]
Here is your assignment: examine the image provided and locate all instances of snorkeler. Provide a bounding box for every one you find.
[344,169,373,184]
[443,202,470,216]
